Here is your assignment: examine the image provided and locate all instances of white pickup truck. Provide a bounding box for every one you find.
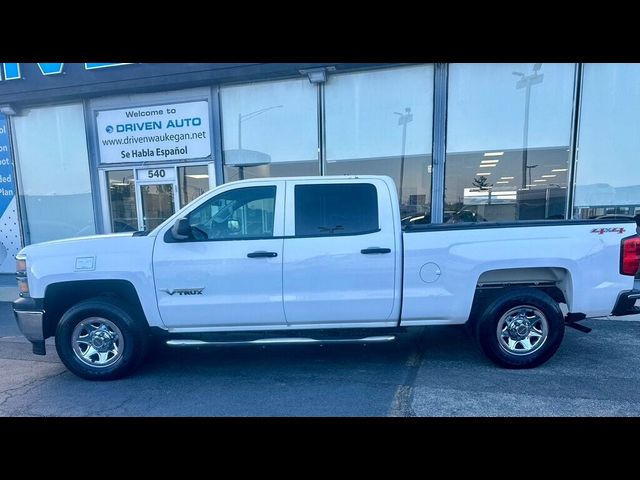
[12,175,640,380]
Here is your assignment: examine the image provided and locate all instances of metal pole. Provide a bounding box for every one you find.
[522,81,531,189]
[238,112,244,180]
[399,117,407,208]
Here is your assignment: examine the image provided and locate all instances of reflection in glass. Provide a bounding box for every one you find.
[106,170,138,232]
[188,186,275,240]
[221,78,319,181]
[12,103,96,243]
[445,63,575,222]
[178,165,210,208]
[324,65,434,221]
[573,63,640,219]
[140,184,175,231]
[294,184,379,236]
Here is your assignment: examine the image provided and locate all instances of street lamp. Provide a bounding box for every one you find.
[394,107,413,211]
[237,105,283,179]
[525,164,539,186]
[513,63,544,189]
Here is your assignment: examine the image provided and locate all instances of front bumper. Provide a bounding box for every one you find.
[611,290,640,317]
[12,297,46,355]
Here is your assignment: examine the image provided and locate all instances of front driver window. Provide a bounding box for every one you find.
[187,186,276,241]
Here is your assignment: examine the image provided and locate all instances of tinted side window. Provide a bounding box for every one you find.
[188,186,276,240]
[295,183,379,236]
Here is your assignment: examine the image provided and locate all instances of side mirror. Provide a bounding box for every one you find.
[171,217,192,240]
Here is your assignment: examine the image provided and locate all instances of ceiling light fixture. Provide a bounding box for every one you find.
[500,176,515,180]
[551,168,568,172]
[299,66,336,84]
[0,105,17,116]
[186,174,209,179]
[534,179,547,182]
[496,181,510,184]
[484,152,504,157]
[476,172,492,176]
[541,174,556,178]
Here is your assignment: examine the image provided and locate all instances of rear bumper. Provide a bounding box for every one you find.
[12,297,46,355]
[611,290,640,317]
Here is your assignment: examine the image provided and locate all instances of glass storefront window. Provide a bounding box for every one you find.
[573,64,640,219]
[324,65,434,221]
[445,63,575,223]
[140,184,175,231]
[106,169,138,232]
[221,78,319,181]
[12,103,96,243]
[178,165,210,207]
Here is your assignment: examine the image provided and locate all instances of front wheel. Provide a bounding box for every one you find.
[55,297,149,380]
[475,289,564,369]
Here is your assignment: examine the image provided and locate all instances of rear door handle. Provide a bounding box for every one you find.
[361,247,391,254]
[247,251,278,258]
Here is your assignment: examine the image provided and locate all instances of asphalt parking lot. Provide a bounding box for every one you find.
[2,301,640,417]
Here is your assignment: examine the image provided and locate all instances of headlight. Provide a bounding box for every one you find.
[16,254,29,297]
[16,255,26,274]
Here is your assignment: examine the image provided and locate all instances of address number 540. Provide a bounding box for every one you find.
[147,169,166,179]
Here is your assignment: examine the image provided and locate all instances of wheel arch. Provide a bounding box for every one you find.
[43,279,148,338]
[468,267,573,326]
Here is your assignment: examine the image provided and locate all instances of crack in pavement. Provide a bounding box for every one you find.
[89,396,134,417]
[0,369,67,414]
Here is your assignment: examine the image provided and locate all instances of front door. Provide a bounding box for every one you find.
[135,167,180,231]
[153,181,286,329]
[138,183,176,231]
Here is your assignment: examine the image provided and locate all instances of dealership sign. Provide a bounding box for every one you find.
[96,101,211,163]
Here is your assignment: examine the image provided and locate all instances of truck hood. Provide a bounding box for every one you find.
[19,232,137,256]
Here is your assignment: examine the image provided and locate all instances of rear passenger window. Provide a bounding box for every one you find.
[294,183,379,236]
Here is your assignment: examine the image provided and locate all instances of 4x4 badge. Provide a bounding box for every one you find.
[161,288,204,296]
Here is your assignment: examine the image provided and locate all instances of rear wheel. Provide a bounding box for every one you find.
[55,297,149,380]
[475,289,564,368]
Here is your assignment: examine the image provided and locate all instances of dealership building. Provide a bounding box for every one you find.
[0,62,638,273]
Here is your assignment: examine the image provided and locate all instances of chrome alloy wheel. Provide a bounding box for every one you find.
[71,317,124,368]
[496,306,548,356]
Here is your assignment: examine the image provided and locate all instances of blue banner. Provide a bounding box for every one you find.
[0,114,14,216]
[0,114,20,272]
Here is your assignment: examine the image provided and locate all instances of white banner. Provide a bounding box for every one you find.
[97,101,211,163]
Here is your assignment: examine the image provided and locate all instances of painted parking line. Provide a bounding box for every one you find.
[388,330,427,417]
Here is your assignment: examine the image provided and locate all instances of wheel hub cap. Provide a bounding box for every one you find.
[509,315,531,339]
[71,317,124,368]
[90,330,114,351]
[496,306,549,356]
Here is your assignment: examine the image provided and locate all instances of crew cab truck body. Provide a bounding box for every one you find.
[12,176,640,380]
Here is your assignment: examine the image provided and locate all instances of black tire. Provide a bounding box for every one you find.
[475,288,564,369]
[55,297,149,380]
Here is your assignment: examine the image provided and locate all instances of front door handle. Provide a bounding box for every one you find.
[361,247,391,254]
[247,251,278,258]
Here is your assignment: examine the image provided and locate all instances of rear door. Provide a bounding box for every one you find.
[282,178,400,326]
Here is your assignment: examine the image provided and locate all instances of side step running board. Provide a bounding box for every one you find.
[166,335,396,347]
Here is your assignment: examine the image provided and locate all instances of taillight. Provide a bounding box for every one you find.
[621,236,640,276]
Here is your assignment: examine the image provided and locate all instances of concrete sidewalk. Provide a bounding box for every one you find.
[0,274,17,302]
